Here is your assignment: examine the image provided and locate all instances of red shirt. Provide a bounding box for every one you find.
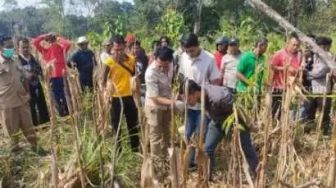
[214,51,224,70]
[33,35,71,78]
[270,49,301,90]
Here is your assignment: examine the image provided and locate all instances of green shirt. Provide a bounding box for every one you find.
[236,51,266,93]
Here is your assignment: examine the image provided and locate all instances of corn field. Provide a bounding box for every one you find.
[0,48,334,188]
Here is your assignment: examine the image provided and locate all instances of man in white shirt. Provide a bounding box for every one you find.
[178,33,220,169]
[220,38,242,92]
[100,39,112,64]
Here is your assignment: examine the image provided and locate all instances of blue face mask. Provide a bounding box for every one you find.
[2,48,14,59]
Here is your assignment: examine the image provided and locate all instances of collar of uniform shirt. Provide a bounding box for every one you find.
[188,49,203,63]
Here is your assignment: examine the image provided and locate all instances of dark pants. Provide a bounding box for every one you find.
[272,91,283,120]
[300,96,332,133]
[204,121,259,175]
[29,82,50,126]
[111,96,140,152]
[50,77,69,117]
[79,73,93,91]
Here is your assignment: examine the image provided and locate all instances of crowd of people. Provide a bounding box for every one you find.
[0,30,334,184]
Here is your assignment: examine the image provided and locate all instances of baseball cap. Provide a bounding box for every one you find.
[216,37,229,45]
[125,33,135,43]
[77,36,89,44]
[228,38,239,45]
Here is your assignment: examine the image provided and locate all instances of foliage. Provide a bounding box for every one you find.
[87,15,128,49]
[154,9,187,48]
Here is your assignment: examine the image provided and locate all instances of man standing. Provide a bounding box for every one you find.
[32,32,71,117]
[103,35,140,152]
[125,33,135,54]
[300,36,333,135]
[178,33,220,168]
[69,36,96,90]
[270,33,301,118]
[144,47,177,183]
[0,36,46,155]
[132,40,148,84]
[184,80,259,180]
[159,36,172,48]
[18,38,50,126]
[100,39,112,64]
[220,38,241,92]
[236,38,268,93]
[214,37,229,70]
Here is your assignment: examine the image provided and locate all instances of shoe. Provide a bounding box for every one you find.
[31,146,49,156]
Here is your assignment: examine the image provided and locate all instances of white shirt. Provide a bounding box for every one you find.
[178,49,219,110]
[221,53,241,89]
[100,51,110,64]
[179,49,219,84]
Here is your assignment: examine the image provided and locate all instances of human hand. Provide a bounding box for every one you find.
[174,100,185,113]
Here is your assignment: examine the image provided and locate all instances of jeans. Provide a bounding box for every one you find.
[185,109,209,166]
[111,96,140,152]
[50,77,69,117]
[204,120,259,174]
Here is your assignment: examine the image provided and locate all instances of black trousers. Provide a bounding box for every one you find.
[111,96,140,152]
[301,96,332,133]
[29,82,50,126]
[272,91,283,120]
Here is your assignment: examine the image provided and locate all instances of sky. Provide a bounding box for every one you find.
[0,0,134,12]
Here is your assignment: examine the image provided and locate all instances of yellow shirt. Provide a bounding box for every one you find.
[104,55,135,97]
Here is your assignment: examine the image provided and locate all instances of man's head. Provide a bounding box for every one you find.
[45,32,57,44]
[19,38,31,56]
[184,80,201,106]
[132,40,142,56]
[160,36,170,47]
[227,38,240,55]
[110,35,126,60]
[154,47,173,72]
[152,40,161,52]
[125,33,135,48]
[103,39,112,53]
[215,37,229,53]
[77,36,89,50]
[316,36,332,51]
[181,33,201,58]
[286,32,301,54]
[254,37,268,56]
[0,36,15,59]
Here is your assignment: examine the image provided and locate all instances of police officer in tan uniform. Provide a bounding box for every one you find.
[0,36,47,155]
[144,47,183,183]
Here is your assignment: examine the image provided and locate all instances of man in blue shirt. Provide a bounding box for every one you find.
[69,36,97,90]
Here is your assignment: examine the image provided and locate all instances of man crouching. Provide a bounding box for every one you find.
[183,80,259,180]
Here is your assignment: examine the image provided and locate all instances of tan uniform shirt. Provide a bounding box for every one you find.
[0,56,30,109]
[145,62,172,109]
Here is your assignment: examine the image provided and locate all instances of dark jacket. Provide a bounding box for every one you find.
[204,85,234,122]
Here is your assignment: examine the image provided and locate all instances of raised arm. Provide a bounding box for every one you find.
[32,34,47,54]
[58,37,72,53]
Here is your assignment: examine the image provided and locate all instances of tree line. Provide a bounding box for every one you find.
[0,0,335,44]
